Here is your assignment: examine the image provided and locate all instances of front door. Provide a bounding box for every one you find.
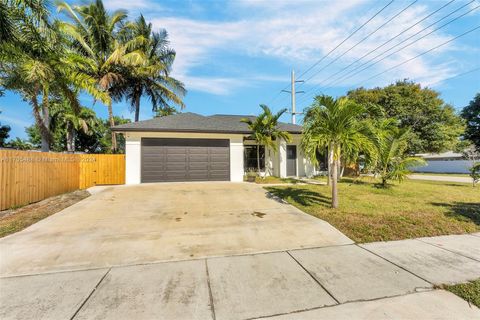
[286,145,297,176]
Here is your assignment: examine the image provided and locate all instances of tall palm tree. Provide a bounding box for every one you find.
[57,0,145,151]
[116,15,186,122]
[302,95,375,208]
[0,0,93,152]
[241,105,291,174]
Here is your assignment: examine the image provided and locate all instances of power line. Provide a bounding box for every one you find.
[265,0,395,106]
[300,0,418,85]
[354,25,480,86]
[322,1,478,90]
[296,0,395,80]
[297,0,478,106]
[297,0,456,102]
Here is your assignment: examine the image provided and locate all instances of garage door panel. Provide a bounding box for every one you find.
[141,138,230,182]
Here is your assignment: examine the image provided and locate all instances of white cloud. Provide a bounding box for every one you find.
[103,0,162,11]
[147,0,478,95]
[0,114,31,128]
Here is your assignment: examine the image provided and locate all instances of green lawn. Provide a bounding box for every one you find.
[444,279,480,308]
[266,178,480,243]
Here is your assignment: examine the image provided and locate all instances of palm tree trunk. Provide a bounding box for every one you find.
[107,102,117,152]
[134,95,140,122]
[331,146,339,209]
[327,144,333,186]
[66,123,75,153]
[31,91,51,152]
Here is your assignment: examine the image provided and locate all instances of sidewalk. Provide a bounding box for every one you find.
[409,174,472,184]
[1,233,479,319]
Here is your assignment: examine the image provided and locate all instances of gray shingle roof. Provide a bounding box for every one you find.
[111,112,302,134]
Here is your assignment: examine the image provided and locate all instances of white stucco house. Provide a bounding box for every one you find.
[112,112,316,184]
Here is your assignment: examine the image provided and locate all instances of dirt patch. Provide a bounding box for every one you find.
[0,190,90,238]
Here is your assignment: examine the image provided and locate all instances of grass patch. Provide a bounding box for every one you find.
[0,190,90,238]
[250,176,301,184]
[444,279,480,307]
[266,178,480,243]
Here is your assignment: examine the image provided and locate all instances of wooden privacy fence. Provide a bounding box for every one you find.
[0,150,125,210]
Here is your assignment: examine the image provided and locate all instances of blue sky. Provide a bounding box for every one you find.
[1,0,479,139]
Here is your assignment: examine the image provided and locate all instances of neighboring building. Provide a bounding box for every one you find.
[112,112,316,184]
[412,151,472,174]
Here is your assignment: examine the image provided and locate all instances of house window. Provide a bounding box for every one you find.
[244,145,265,171]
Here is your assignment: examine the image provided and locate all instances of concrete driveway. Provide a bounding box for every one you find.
[0,182,351,276]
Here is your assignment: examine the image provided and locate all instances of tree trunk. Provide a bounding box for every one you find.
[107,102,117,152]
[42,90,51,152]
[134,95,140,122]
[257,144,260,173]
[338,160,344,179]
[331,148,338,209]
[66,123,75,153]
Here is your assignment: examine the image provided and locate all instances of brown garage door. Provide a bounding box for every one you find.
[141,138,230,182]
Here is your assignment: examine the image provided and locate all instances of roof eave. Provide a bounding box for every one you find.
[111,127,302,134]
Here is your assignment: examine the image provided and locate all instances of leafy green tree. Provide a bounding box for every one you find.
[461,93,480,151]
[348,80,464,154]
[116,15,185,122]
[57,0,143,151]
[302,95,375,208]
[0,111,11,147]
[241,105,291,174]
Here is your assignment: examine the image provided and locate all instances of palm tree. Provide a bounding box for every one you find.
[241,105,291,174]
[373,127,426,187]
[0,1,89,152]
[51,102,97,152]
[155,106,178,117]
[116,15,186,122]
[302,95,375,208]
[57,0,145,151]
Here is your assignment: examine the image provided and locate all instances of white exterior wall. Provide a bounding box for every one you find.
[278,139,287,178]
[279,135,315,178]
[412,160,472,174]
[229,137,244,182]
[124,132,245,183]
[125,138,141,184]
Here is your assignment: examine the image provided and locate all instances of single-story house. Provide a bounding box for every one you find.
[112,112,316,184]
[411,151,472,174]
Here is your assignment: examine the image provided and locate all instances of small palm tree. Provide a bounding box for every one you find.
[302,95,375,208]
[116,15,185,122]
[241,105,290,174]
[374,128,426,187]
[51,102,97,152]
[155,106,178,117]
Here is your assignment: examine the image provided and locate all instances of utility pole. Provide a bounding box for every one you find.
[282,69,304,124]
